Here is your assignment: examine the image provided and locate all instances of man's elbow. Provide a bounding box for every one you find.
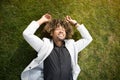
[88,37,93,43]
[22,31,28,38]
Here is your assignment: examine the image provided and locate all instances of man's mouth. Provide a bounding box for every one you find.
[58,34,64,37]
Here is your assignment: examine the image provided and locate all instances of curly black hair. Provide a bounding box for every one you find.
[42,19,73,39]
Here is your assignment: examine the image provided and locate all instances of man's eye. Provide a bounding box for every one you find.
[55,28,60,30]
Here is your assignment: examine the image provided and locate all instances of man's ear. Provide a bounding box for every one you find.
[50,32,53,36]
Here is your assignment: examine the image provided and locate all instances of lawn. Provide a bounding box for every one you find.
[0,0,120,80]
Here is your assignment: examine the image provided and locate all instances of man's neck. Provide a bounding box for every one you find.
[53,40,64,47]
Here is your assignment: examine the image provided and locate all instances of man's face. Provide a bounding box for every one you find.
[51,26,66,41]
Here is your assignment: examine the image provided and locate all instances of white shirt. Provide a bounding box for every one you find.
[21,21,93,80]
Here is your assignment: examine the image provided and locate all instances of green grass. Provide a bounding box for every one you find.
[0,0,120,80]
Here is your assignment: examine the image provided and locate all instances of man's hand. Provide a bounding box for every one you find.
[65,16,77,26]
[37,13,52,25]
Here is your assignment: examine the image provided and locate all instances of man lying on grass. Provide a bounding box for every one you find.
[21,13,93,80]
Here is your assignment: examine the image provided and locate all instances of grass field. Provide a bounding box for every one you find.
[0,0,120,80]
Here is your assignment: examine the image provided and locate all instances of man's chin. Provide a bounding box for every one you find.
[58,37,65,41]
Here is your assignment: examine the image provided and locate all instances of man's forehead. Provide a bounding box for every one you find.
[55,25,65,29]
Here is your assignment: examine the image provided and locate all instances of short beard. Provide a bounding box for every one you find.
[57,37,65,41]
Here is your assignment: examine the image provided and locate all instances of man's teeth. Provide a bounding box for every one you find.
[59,34,63,36]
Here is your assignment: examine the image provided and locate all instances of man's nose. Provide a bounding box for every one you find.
[59,29,64,32]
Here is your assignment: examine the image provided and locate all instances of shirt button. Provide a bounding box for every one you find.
[29,67,31,69]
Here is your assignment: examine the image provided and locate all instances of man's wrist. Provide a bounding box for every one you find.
[74,22,81,27]
[74,22,78,26]
[37,19,45,25]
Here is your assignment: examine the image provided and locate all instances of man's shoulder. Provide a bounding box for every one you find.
[65,39,75,43]
[42,37,52,43]
[42,37,52,42]
[43,37,50,40]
